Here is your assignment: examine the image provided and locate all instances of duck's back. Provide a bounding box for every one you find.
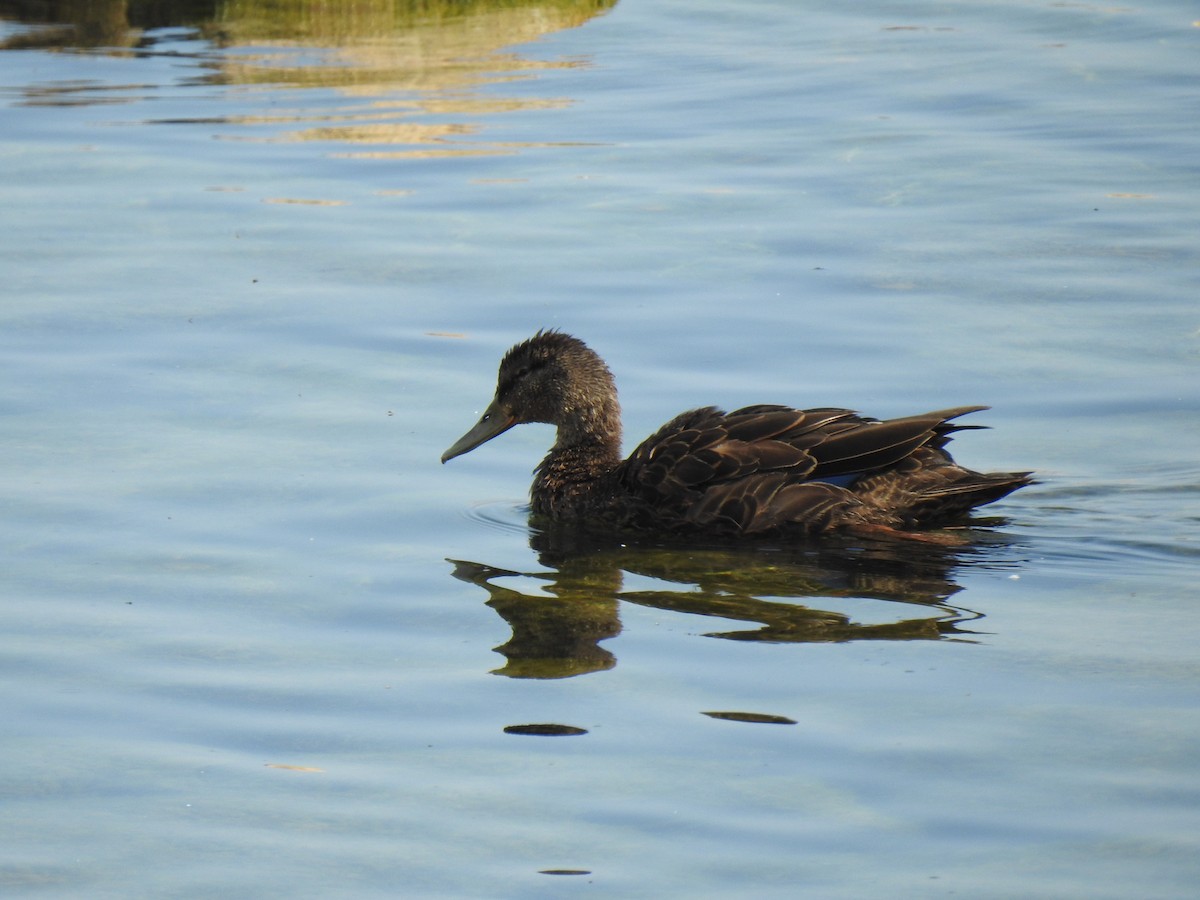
[611,404,1030,535]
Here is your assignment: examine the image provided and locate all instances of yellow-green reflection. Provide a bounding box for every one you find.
[1,0,617,157]
[449,529,1012,680]
[0,0,149,51]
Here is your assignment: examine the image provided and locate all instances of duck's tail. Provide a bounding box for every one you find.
[903,469,1036,525]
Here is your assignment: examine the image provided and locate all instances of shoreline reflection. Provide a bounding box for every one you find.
[1,0,617,157]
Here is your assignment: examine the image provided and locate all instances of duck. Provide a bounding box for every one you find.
[442,330,1032,539]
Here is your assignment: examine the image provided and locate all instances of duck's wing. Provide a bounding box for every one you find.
[800,405,989,479]
[618,404,990,533]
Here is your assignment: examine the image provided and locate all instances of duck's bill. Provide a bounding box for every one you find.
[441,400,516,463]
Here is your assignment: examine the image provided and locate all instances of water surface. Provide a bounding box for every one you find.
[2,0,1198,896]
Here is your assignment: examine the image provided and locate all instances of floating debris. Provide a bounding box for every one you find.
[702,711,797,725]
[504,723,588,736]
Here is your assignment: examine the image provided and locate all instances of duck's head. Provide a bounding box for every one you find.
[441,330,620,464]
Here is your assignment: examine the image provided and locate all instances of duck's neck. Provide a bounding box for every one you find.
[531,398,622,518]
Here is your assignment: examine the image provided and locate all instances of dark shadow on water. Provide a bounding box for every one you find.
[450,520,1027,679]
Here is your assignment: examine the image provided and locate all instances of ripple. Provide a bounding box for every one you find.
[462,500,529,536]
[1017,466,1200,578]
[1034,532,1198,577]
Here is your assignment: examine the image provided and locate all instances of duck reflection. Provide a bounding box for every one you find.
[450,525,1017,679]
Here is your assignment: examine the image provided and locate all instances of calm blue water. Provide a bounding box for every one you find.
[2,1,1198,896]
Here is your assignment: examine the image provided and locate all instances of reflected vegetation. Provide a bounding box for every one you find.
[1,0,616,156]
[451,525,1025,680]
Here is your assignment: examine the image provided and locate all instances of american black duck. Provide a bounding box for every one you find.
[442,331,1032,539]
